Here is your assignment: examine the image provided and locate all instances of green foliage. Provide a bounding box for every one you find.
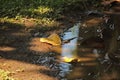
[0,0,101,28]
[0,0,63,18]
[0,0,99,19]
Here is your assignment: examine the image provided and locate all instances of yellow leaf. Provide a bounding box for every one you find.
[62,57,74,62]
[62,57,80,63]
[40,33,61,46]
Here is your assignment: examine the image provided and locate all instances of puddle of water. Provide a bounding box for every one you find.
[60,22,102,62]
[58,23,80,78]
[61,23,80,60]
[58,21,120,80]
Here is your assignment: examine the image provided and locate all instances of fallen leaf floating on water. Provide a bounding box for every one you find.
[40,33,61,46]
[62,57,81,63]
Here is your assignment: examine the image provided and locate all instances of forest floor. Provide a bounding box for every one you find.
[0,0,120,80]
[0,11,82,80]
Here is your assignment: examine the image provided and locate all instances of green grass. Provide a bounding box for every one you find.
[0,0,100,29]
[0,0,64,28]
[0,0,64,18]
[1,0,97,18]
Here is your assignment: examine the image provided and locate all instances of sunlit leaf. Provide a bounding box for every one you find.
[40,33,61,46]
[62,56,80,62]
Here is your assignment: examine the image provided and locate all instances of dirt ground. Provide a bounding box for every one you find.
[1,1,120,79]
[0,11,82,80]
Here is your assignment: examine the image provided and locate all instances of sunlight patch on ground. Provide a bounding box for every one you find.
[0,59,55,80]
[34,6,53,14]
[0,69,16,80]
[23,6,53,15]
[0,47,16,52]
[0,17,60,28]
[37,18,60,27]
[29,38,52,53]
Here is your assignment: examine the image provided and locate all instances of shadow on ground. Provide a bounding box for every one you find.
[0,21,64,80]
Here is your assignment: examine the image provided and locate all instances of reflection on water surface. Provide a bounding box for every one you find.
[58,21,120,80]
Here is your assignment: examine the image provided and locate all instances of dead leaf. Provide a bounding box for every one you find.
[40,33,61,46]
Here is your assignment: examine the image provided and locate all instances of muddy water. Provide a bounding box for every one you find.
[58,21,120,80]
